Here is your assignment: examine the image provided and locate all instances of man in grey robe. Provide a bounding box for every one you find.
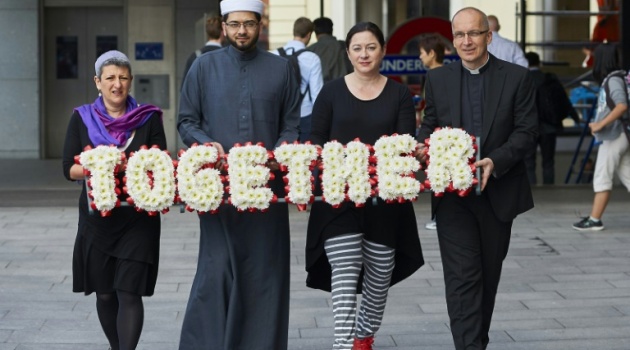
[177,0,300,349]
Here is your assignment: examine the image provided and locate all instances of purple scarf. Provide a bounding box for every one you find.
[75,96,162,146]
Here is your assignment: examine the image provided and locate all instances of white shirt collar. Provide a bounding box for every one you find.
[463,54,490,75]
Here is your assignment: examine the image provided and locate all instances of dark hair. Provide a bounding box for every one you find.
[345,22,385,50]
[293,17,314,38]
[222,12,262,23]
[592,43,622,84]
[206,15,223,40]
[525,51,540,67]
[418,33,445,64]
[313,17,333,35]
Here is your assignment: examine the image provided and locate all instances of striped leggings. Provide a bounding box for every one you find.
[324,233,395,350]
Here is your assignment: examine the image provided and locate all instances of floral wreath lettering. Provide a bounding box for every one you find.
[422,127,478,196]
[78,131,477,216]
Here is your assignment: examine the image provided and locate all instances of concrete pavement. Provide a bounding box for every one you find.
[1,158,630,349]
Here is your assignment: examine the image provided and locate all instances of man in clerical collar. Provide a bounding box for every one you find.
[416,6,537,350]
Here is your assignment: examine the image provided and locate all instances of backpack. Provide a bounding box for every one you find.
[603,70,630,115]
[536,72,576,129]
[277,47,312,103]
[602,70,630,142]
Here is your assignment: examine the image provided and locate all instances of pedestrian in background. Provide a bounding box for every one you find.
[272,17,324,142]
[307,17,353,83]
[487,14,528,68]
[417,33,445,230]
[573,43,630,231]
[524,51,579,185]
[181,14,223,89]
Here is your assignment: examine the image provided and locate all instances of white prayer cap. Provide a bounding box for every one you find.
[220,0,264,16]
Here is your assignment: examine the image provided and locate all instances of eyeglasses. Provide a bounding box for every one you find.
[225,21,259,30]
[453,30,489,40]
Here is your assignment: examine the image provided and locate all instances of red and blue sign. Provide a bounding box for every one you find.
[381,17,459,76]
[380,55,459,75]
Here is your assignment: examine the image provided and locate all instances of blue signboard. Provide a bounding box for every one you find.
[380,55,460,75]
[135,42,164,60]
[380,55,424,75]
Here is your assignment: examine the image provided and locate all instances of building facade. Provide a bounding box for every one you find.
[0,0,597,159]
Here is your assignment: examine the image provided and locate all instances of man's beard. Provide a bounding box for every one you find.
[226,31,259,52]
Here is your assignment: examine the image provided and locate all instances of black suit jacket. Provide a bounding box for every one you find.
[417,54,538,222]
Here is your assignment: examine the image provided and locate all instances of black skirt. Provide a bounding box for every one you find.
[72,205,161,296]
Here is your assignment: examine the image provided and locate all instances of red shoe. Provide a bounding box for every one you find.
[353,336,374,350]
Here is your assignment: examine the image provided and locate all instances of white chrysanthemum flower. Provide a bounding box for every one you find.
[274,143,318,205]
[344,141,371,204]
[320,141,370,206]
[373,134,421,201]
[227,145,273,211]
[426,128,476,194]
[80,146,123,212]
[125,147,175,212]
[177,145,224,212]
[320,142,345,205]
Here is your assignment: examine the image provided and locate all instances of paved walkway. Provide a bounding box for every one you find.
[1,160,630,349]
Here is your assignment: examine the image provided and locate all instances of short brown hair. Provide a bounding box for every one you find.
[293,17,314,38]
[419,34,445,64]
[206,15,223,40]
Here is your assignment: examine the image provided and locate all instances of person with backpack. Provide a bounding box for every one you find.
[573,43,630,231]
[308,17,353,83]
[181,15,223,89]
[272,17,323,142]
[524,51,579,185]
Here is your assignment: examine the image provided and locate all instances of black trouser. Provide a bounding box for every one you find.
[435,192,513,350]
[525,132,557,185]
[299,115,312,143]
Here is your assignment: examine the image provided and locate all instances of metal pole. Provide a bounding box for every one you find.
[543,0,558,63]
[320,0,324,18]
[522,10,618,16]
[382,0,388,36]
[622,0,630,70]
[520,0,526,51]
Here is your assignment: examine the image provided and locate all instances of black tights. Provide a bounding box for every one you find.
[96,290,144,350]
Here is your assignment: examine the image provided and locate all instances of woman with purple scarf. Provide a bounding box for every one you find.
[61,50,166,350]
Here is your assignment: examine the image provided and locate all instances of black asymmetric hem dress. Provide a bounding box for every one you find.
[305,78,425,292]
[62,112,166,296]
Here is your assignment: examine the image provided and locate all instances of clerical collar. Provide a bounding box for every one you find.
[462,54,490,75]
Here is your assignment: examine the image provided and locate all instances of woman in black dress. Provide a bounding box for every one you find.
[306,22,424,350]
[61,50,166,350]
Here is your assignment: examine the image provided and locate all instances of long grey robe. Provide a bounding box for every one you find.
[178,45,300,350]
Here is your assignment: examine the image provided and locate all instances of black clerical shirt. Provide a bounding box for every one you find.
[460,59,490,139]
